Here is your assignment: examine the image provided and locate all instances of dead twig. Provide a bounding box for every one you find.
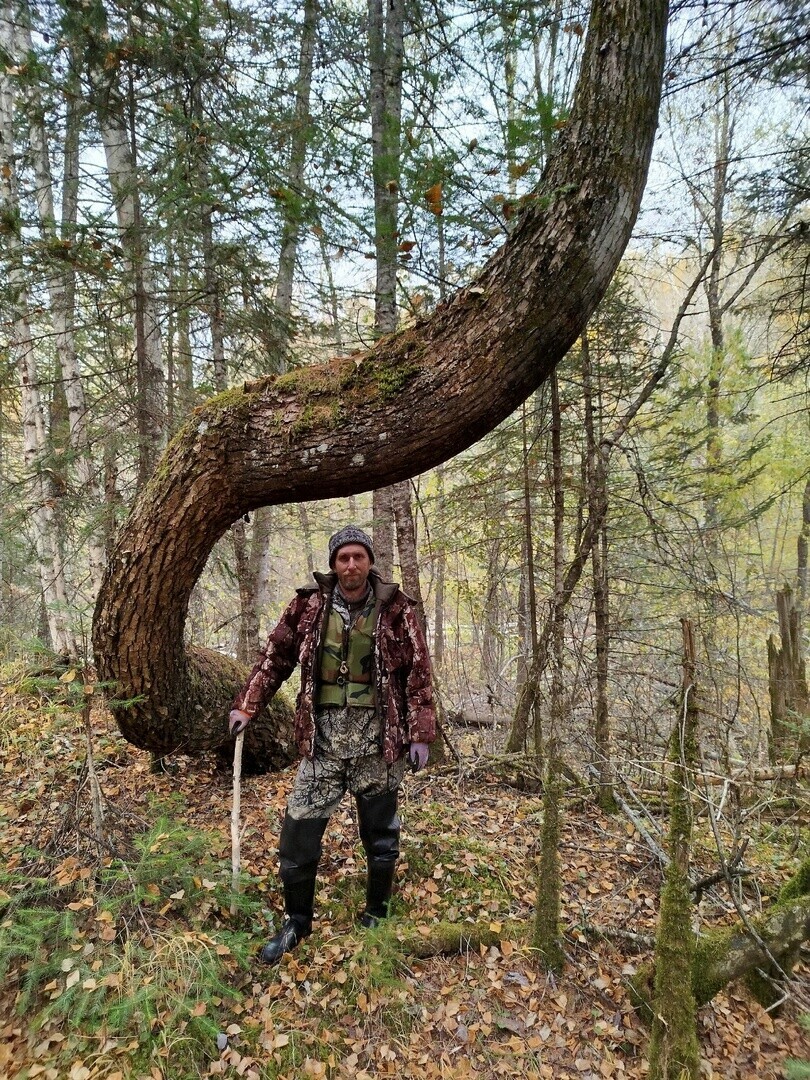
[230,732,244,917]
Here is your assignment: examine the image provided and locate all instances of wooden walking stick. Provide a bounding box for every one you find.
[230,731,245,916]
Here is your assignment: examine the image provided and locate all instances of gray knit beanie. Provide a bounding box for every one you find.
[328,526,376,568]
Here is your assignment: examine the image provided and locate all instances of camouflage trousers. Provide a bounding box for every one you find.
[287,706,407,820]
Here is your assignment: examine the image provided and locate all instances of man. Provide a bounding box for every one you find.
[229,525,436,963]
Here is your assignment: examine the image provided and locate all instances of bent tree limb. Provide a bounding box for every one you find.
[92,0,669,766]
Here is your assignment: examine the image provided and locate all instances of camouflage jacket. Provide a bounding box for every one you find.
[233,569,436,764]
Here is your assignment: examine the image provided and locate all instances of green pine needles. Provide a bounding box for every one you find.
[0,806,260,1079]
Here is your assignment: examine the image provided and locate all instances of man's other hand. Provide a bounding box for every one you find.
[409,742,429,772]
[229,709,251,736]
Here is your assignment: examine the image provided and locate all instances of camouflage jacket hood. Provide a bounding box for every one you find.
[234,568,436,764]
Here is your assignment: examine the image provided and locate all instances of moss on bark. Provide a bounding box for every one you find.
[648,874,701,1079]
[631,856,810,1017]
[648,619,700,1080]
[395,920,523,959]
[532,761,565,972]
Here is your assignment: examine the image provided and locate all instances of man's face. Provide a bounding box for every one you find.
[334,543,372,597]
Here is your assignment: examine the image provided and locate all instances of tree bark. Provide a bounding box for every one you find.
[392,480,426,631]
[13,14,107,595]
[767,584,809,761]
[92,0,669,763]
[0,6,75,658]
[432,466,447,669]
[72,0,166,487]
[274,0,319,368]
[368,0,406,580]
[798,478,810,606]
[532,373,566,972]
[582,329,615,810]
[648,619,701,1080]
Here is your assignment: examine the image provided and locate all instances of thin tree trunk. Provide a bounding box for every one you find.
[532,750,564,971]
[250,505,276,640]
[549,373,566,775]
[14,14,105,595]
[797,478,810,607]
[233,0,320,644]
[99,112,165,485]
[767,585,809,762]
[274,0,319,370]
[193,73,260,660]
[532,371,565,971]
[76,1,165,487]
[392,481,426,630]
[506,402,541,755]
[480,537,503,687]
[433,466,447,669]
[510,534,531,748]
[581,330,615,810]
[431,219,449,666]
[317,231,344,349]
[508,249,714,744]
[100,417,122,562]
[368,0,404,579]
[702,101,730,554]
[0,7,75,658]
[298,504,316,577]
[648,619,701,1080]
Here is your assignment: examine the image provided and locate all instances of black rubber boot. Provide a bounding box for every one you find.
[360,862,397,928]
[260,814,328,964]
[356,789,400,928]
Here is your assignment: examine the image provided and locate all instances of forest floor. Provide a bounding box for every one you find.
[0,676,808,1080]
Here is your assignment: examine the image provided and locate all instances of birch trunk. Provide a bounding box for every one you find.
[98,105,165,486]
[13,15,106,595]
[0,12,75,656]
[79,3,165,488]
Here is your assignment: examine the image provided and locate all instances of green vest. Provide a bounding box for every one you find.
[317,595,377,707]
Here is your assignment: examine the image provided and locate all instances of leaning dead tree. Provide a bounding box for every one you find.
[92,0,669,769]
[767,584,809,762]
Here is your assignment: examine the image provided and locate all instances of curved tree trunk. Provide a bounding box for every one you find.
[92,0,669,767]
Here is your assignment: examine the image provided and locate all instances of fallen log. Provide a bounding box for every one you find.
[692,892,810,1007]
[629,857,810,1014]
[395,920,524,959]
[389,860,810,1011]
